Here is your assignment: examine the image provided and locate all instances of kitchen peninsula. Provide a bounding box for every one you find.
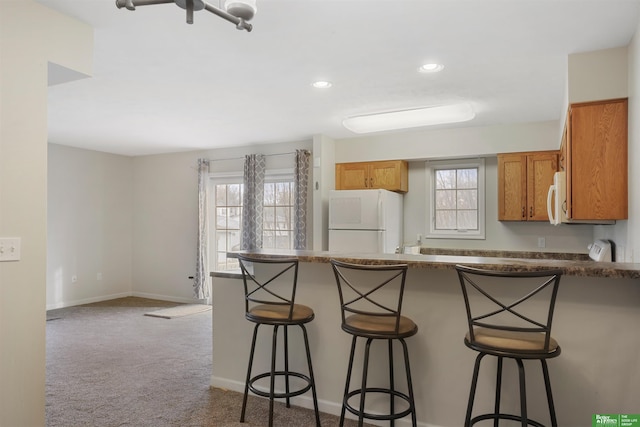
[211,250,640,427]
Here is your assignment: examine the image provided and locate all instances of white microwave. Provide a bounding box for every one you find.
[546,171,614,225]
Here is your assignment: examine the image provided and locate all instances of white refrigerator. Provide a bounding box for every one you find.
[328,189,403,254]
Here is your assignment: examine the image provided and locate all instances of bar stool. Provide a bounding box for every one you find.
[330,259,417,427]
[237,254,321,427]
[454,265,563,427]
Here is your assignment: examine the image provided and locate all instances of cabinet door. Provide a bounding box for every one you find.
[369,161,408,193]
[498,154,527,220]
[336,163,370,190]
[336,160,408,193]
[569,99,628,220]
[527,153,558,221]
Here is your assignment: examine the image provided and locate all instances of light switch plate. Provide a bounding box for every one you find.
[0,237,21,262]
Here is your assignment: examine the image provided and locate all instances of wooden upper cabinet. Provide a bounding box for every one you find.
[336,160,408,193]
[566,98,628,220]
[498,154,527,220]
[527,153,558,221]
[498,151,558,221]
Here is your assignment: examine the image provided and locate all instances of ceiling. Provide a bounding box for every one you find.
[38,0,640,157]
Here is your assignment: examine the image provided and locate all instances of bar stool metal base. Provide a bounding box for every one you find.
[465,353,558,427]
[344,388,414,421]
[469,413,547,427]
[240,323,321,427]
[340,336,417,427]
[247,371,313,400]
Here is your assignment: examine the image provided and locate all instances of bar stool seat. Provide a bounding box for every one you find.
[468,328,560,354]
[343,314,417,337]
[247,303,314,322]
[237,254,321,427]
[331,259,417,427]
[455,264,563,427]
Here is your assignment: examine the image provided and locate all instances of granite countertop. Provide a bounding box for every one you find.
[215,249,640,280]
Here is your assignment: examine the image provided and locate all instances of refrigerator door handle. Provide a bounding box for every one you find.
[377,192,383,229]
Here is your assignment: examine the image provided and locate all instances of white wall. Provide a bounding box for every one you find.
[312,134,336,251]
[131,150,204,303]
[568,47,628,103]
[47,144,133,309]
[335,120,561,161]
[0,2,92,425]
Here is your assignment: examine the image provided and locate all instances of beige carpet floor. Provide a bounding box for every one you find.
[46,297,372,427]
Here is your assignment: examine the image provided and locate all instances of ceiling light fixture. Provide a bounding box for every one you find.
[342,103,475,134]
[115,0,256,31]
[419,63,444,73]
[312,81,332,89]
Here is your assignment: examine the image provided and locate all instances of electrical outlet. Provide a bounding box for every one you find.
[0,237,21,262]
[537,237,546,248]
[97,272,103,280]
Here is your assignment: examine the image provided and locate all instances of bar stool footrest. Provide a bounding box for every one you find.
[344,387,414,421]
[470,413,546,427]
[248,371,312,399]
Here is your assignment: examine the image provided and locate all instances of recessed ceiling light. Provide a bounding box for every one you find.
[312,81,332,89]
[419,63,444,73]
[342,103,475,134]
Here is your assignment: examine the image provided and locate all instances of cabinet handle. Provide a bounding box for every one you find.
[364,178,368,187]
[522,207,525,219]
[370,178,373,187]
[529,206,533,218]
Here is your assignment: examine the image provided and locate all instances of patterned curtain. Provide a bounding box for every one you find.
[194,158,211,301]
[294,149,310,249]
[241,154,265,250]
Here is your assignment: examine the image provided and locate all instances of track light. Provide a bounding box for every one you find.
[115,0,256,32]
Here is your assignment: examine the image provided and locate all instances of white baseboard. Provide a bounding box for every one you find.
[132,291,206,305]
[46,291,207,311]
[210,375,344,420]
[46,292,132,310]
[209,375,440,427]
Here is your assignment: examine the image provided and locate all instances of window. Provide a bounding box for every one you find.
[213,180,243,271]
[263,180,295,250]
[425,158,485,239]
[211,172,295,271]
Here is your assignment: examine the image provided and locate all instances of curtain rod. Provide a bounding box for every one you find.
[206,151,298,163]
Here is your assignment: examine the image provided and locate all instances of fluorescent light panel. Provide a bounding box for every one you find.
[342,103,475,134]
